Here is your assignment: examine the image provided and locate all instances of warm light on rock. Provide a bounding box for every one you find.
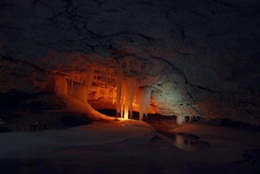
[52,64,153,121]
[0,0,259,125]
[1,1,260,173]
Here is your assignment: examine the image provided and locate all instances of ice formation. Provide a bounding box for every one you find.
[114,61,152,120]
[54,69,93,104]
[119,77,138,119]
[53,64,152,120]
[176,116,185,125]
[54,75,68,96]
[137,87,152,120]
[64,95,115,121]
[116,65,124,116]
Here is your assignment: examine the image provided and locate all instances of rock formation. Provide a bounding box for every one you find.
[0,0,259,124]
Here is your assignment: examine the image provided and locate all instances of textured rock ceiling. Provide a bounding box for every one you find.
[0,0,259,124]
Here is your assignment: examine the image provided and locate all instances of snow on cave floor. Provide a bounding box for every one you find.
[0,121,260,174]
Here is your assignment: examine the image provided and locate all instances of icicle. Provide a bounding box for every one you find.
[122,85,129,119]
[115,74,138,120]
[116,65,124,116]
[115,62,139,119]
[68,73,74,96]
[54,75,68,96]
[53,68,94,104]
[85,68,93,101]
[137,87,152,120]
[112,88,116,104]
[125,77,138,119]
[120,93,125,118]
[176,116,185,125]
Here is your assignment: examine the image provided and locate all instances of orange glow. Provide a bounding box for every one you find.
[52,63,154,121]
[118,117,130,121]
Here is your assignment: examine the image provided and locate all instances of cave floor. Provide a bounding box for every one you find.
[0,120,260,174]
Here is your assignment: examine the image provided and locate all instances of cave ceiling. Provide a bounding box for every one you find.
[0,0,259,124]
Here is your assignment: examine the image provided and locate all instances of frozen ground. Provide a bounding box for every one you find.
[0,121,260,174]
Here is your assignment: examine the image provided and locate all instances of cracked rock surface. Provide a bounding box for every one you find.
[0,0,259,124]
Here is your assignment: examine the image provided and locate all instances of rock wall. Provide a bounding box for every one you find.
[0,0,259,124]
